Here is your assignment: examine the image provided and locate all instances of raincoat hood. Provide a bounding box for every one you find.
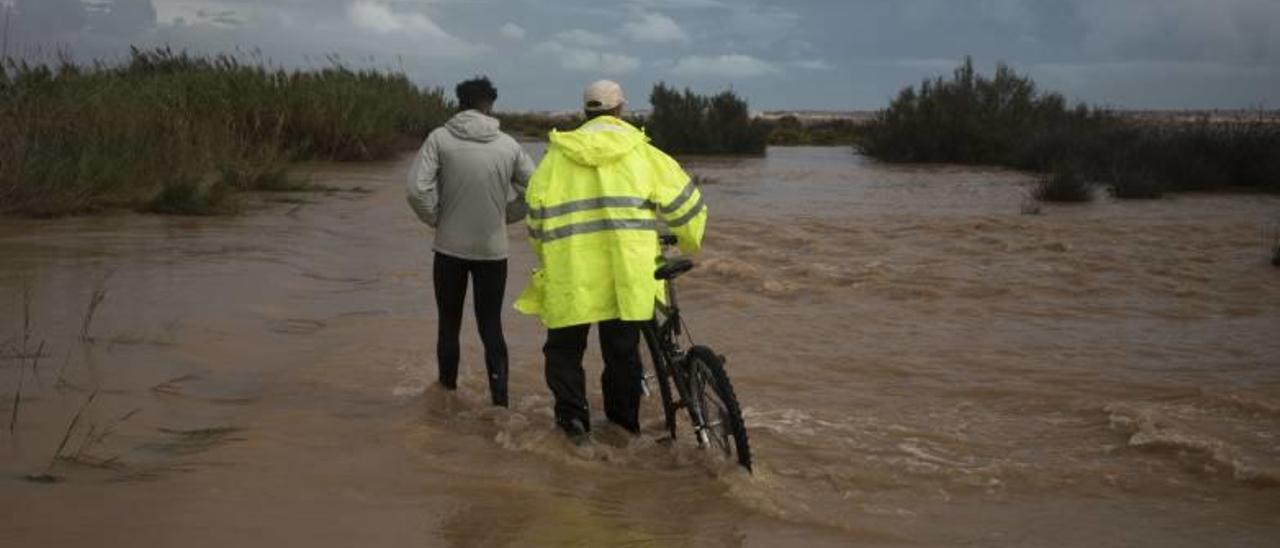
[548,116,648,167]
[445,110,502,143]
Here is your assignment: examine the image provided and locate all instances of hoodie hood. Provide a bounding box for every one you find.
[549,116,648,167]
[445,110,502,142]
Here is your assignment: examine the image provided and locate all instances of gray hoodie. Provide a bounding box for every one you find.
[407,110,535,260]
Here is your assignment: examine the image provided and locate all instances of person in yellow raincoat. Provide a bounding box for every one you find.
[515,80,707,440]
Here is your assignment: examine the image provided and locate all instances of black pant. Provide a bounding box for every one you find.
[543,320,644,434]
[433,252,508,406]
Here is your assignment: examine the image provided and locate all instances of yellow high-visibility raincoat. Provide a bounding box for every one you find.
[515,116,707,329]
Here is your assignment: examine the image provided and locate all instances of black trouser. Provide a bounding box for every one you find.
[543,320,644,434]
[433,252,508,406]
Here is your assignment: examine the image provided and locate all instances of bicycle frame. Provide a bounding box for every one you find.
[640,264,711,444]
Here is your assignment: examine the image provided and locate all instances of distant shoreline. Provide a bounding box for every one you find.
[498,108,1280,124]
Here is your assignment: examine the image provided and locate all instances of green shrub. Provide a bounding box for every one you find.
[860,57,1280,196]
[859,57,1107,169]
[647,83,768,155]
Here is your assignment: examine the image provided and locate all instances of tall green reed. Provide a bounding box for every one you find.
[0,47,450,216]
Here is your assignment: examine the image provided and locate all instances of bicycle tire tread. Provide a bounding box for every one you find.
[687,345,752,472]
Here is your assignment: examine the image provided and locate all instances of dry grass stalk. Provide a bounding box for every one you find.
[29,339,45,383]
[54,348,75,392]
[80,278,109,342]
[66,407,140,469]
[43,389,99,477]
[150,373,199,395]
[21,281,31,362]
[8,349,23,436]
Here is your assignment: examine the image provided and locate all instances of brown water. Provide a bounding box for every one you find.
[2,146,1278,546]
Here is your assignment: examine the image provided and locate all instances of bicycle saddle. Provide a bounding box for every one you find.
[655,258,694,280]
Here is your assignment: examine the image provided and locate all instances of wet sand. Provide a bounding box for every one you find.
[2,146,1278,546]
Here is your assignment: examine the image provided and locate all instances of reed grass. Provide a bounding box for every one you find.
[1,47,450,216]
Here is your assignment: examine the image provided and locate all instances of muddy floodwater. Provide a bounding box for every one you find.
[2,146,1278,546]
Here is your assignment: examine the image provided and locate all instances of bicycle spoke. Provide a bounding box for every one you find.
[690,362,733,456]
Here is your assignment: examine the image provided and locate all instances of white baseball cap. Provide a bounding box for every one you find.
[583,79,626,112]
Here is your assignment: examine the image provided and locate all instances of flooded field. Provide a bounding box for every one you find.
[2,146,1278,546]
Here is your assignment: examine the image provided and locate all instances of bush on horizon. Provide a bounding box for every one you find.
[859,57,1280,195]
[647,83,768,155]
[495,112,583,140]
[0,47,451,217]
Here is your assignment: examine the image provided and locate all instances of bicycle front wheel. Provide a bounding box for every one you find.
[684,346,752,472]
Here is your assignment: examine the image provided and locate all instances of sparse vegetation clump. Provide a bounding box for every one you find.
[1033,164,1094,203]
[0,47,451,217]
[860,57,1280,197]
[647,83,769,155]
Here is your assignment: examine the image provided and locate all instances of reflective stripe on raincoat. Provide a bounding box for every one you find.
[514,115,707,329]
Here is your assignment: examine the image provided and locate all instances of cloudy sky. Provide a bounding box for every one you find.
[6,0,1280,111]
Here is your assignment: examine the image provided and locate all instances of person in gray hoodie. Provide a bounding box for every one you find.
[407,76,535,407]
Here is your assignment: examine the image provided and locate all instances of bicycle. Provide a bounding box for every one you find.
[641,234,752,472]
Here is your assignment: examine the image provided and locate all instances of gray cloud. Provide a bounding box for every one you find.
[98,0,159,34]
[498,22,525,40]
[668,53,778,78]
[14,0,89,36]
[1074,0,1280,64]
[4,0,1277,110]
[620,11,689,43]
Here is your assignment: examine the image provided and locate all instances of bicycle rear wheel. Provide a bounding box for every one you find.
[684,346,752,472]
